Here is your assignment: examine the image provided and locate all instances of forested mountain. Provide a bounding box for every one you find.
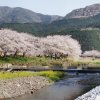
[1,12,100,34]
[0,6,63,24]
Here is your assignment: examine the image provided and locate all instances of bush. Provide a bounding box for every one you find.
[0,71,64,82]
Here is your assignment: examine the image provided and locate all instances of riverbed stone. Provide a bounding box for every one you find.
[0,76,51,99]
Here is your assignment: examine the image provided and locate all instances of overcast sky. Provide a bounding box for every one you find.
[0,0,100,16]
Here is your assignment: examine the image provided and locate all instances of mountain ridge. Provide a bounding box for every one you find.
[1,4,100,23]
[65,3,100,19]
[0,6,63,24]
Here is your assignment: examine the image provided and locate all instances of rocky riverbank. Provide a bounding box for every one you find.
[75,85,100,100]
[0,76,51,99]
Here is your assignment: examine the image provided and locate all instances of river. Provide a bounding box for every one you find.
[7,73,100,100]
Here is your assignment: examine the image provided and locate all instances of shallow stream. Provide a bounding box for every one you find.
[7,73,100,100]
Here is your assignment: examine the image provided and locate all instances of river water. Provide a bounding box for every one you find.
[7,73,100,100]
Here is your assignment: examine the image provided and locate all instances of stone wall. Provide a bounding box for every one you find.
[75,85,100,100]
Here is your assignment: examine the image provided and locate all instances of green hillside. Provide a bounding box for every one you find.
[1,13,100,33]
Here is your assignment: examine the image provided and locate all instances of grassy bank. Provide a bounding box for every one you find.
[0,56,74,68]
[0,56,100,68]
[75,59,100,67]
[0,71,64,82]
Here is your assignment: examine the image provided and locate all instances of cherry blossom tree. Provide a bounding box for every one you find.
[40,35,82,59]
[82,50,100,58]
[0,29,33,57]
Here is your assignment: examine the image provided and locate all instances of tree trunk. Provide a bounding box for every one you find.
[14,51,18,57]
[22,52,26,57]
[3,52,7,57]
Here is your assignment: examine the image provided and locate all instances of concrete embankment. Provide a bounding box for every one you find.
[0,76,51,99]
[75,85,100,100]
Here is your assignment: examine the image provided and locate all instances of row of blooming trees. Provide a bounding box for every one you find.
[82,50,100,58]
[0,29,82,59]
